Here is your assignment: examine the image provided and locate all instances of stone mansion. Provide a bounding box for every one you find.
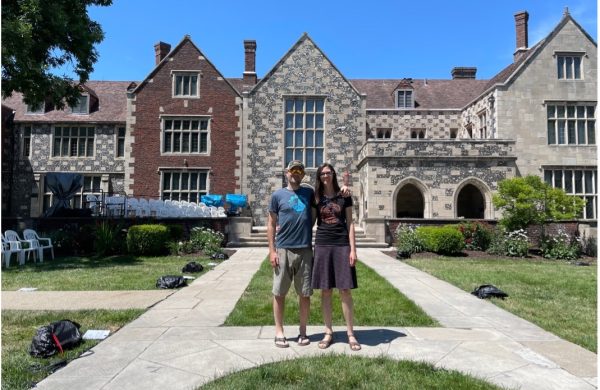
[2,9,597,232]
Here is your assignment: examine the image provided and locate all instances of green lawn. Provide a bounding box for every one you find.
[405,257,597,352]
[224,259,437,327]
[199,355,504,390]
[2,309,144,390]
[1,254,220,291]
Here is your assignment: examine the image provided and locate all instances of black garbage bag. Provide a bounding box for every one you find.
[211,252,229,260]
[471,284,508,299]
[156,275,187,289]
[182,261,204,273]
[29,320,82,358]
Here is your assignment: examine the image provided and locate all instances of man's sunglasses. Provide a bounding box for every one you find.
[288,168,304,175]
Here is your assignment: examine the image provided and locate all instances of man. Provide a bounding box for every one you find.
[268,160,350,348]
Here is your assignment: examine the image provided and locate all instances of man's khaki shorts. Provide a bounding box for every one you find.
[272,247,313,297]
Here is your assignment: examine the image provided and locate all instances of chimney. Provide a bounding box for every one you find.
[451,67,477,79]
[154,42,171,65]
[243,40,257,85]
[514,11,529,62]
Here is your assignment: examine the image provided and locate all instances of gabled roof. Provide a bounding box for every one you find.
[248,33,362,97]
[2,81,133,123]
[480,12,596,95]
[132,35,241,97]
[351,79,488,109]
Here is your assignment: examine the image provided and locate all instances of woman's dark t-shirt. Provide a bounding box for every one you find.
[314,195,353,246]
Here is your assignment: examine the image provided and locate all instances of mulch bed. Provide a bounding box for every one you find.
[382,249,596,264]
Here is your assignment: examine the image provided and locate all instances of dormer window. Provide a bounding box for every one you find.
[26,102,45,114]
[71,95,89,114]
[173,72,199,97]
[396,90,413,109]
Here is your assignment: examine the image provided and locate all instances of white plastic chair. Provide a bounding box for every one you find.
[2,235,22,267]
[23,229,54,261]
[86,194,100,215]
[4,230,38,264]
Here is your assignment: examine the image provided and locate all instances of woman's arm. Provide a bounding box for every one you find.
[345,206,357,267]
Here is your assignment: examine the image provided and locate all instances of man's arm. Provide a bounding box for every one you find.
[267,211,279,268]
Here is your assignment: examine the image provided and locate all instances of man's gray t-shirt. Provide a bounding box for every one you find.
[269,187,314,249]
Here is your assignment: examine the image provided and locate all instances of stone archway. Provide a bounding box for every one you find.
[456,184,484,218]
[395,182,427,218]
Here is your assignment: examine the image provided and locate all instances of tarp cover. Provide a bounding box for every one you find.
[43,173,84,217]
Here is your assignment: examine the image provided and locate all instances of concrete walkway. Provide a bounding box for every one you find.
[22,248,597,390]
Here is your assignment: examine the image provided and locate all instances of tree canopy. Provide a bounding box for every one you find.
[492,175,585,231]
[1,0,112,108]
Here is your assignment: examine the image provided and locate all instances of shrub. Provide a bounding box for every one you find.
[487,228,529,257]
[456,222,493,251]
[416,226,464,255]
[190,226,225,256]
[164,224,185,241]
[126,224,170,256]
[395,224,423,257]
[94,222,118,256]
[581,235,597,257]
[46,224,95,256]
[540,231,581,260]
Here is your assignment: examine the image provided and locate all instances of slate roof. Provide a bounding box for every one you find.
[2,81,133,123]
[351,79,489,109]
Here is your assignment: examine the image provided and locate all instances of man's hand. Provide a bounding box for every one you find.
[270,250,279,268]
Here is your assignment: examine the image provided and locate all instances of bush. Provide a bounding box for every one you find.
[395,224,423,257]
[540,231,581,260]
[46,224,95,256]
[487,228,529,257]
[164,224,185,241]
[455,222,493,251]
[581,235,597,257]
[416,226,464,255]
[126,224,170,256]
[94,222,126,256]
[190,226,225,256]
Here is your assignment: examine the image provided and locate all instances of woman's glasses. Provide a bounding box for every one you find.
[320,171,333,177]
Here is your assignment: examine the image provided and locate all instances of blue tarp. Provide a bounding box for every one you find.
[201,194,224,207]
[225,194,248,208]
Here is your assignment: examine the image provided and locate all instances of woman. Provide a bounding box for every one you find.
[311,163,360,351]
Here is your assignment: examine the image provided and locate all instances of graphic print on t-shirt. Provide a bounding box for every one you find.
[288,194,306,213]
[321,200,341,224]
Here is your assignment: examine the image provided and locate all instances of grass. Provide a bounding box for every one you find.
[224,259,437,327]
[1,254,220,291]
[199,355,504,390]
[405,257,597,352]
[1,309,144,390]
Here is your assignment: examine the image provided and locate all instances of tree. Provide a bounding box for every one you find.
[1,0,112,108]
[492,175,585,231]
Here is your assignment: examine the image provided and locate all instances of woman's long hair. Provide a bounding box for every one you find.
[315,163,340,203]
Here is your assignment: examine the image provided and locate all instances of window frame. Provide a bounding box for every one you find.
[172,71,200,98]
[544,167,597,220]
[160,169,209,203]
[116,127,126,158]
[43,174,102,212]
[22,126,32,157]
[160,116,210,155]
[556,52,584,80]
[52,125,95,158]
[546,102,596,145]
[284,96,325,168]
[478,110,487,139]
[25,103,45,115]
[396,90,414,109]
[71,95,90,115]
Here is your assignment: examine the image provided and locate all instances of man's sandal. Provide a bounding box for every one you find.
[274,336,289,348]
[318,333,334,349]
[348,333,361,351]
[297,334,310,346]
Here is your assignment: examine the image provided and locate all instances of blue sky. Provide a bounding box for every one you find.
[87,0,597,81]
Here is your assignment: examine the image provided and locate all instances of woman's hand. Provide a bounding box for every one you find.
[349,250,357,267]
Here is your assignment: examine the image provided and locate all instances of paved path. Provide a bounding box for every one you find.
[20,248,597,390]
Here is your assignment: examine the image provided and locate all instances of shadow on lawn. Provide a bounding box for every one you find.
[6,255,144,272]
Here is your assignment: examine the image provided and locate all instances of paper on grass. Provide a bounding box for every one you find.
[18,287,38,292]
[83,330,110,340]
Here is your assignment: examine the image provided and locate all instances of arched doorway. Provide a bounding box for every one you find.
[396,184,424,218]
[456,184,484,218]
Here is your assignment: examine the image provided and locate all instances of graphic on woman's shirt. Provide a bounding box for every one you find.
[320,199,342,224]
[288,194,307,213]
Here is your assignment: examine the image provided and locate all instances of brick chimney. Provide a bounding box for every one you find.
[154,42,171,65]
[243,40,257,85]
[451,67,477,79]
[514,11,529,62]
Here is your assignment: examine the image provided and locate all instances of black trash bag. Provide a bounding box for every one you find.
[156,275,187,289]
[471,284,508,299]
[29,320,82,358]
[182,261,204,273]
[211,252,229,260]
[396,251,411,259]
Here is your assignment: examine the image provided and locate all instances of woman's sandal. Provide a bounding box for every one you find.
[318,333,334,349]
[274,336,289,348]
[348,333,361,351]
[297,334,310,346]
